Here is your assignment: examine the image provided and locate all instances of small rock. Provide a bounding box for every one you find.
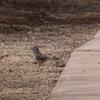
[27,31,33,35]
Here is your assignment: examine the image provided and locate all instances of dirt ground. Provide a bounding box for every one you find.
[0,6,100,100]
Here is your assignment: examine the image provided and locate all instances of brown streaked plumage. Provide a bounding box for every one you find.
[32,47,48,65]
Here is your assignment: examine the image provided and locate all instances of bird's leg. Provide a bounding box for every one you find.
[33,60,40,68]
[38,60,41,67]
[38,60,44,67]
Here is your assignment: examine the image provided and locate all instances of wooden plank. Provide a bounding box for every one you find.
[49,40,100,100]
[76,39,100,51]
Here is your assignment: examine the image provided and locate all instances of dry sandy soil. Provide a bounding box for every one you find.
[0,6,100,100]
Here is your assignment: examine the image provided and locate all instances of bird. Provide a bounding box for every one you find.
[32,47,48,66]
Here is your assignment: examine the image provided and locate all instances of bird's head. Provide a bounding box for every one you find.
[32,47,40,54]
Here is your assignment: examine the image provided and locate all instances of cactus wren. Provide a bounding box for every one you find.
[32,47,48,65]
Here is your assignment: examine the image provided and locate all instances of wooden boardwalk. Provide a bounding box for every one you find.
[49,31,100,100]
